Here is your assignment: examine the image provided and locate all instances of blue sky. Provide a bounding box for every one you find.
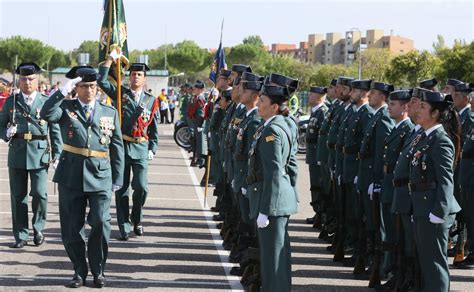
[0,0,472,52]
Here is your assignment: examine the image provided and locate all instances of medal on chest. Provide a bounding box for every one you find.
[99,117,115,144]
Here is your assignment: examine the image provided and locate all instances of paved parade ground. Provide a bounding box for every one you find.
[0,123,473,291]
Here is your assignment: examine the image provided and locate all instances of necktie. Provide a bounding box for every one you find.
[83,105,91,121]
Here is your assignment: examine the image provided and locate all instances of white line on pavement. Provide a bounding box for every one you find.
[0,275,229,287]
[180,148,244,292]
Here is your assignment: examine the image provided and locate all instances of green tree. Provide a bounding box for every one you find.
[227,43,267,66]
[360,48,393,81]
[386,50,439,87]
[242,35,264,47]
[307,64,356,89]
[167,40,210,73]
[432,35,447,55]
[434,42,474,83]
[48,50,70,69]
[0,36,55,73]
[71,40,100,66]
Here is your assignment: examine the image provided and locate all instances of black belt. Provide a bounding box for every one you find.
[246,173,264,184]
[234,153,248,161]
[408,181,437,192]
[358,152,371,159]
[335,144,343,152]
[393,178,409,188]
[384,164,395,174]
[327,142,335,150]
[13,133,47,141]
[343,145,359,154]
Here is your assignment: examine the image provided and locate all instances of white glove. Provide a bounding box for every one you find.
[373,184,381,193]
[353,176,358,184]
[197,127,203,132]
[109,49,123,61]
[61,77,82,96]
[257,213,270,229]
[112,184,122,192]
[51,159,59,170]
[147,150,154,160]
[337,175,342,186]
[241,188,247,195]
[6,124,17,138]
[429,212,445,224]
[231,179,235,189]
[368,183,374,200]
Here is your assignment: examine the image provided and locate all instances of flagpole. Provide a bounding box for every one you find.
[117,57,122,126]
[220,18,224,43]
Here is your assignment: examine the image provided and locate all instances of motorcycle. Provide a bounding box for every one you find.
[173,119,193,151]
[295,108,310,155]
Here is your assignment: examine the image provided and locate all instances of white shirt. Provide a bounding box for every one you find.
[78,98,96,111]
[395,117,410,129]
[311,103,324,113]
[458,105,471,116]
[246,107,258,117]
[372,104,387,115]
[264,115,277,127]
[355,102,368,112]
[237,103,245,110]
[414,124,422,132]
[22,91,37,105]
[424,124,443,137]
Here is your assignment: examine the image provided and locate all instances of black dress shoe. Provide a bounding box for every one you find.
[210,206,220,212]
[65,275,85,288]
[306,216,315,224]
[118,232,129,241]
[134,224,144,236]
[454,256,474,269]
[93,274,106,288]
[10,240,27,248]
[33,231,44,246]
[213,214,224,221]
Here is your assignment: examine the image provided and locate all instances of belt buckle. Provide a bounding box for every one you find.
[24,132,33,141]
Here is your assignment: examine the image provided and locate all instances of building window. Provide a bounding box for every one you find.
[327,58,330,61]
[327,43,331,46]
[369,41,371,44]
[401,41,404,44]
[400,50,404,53]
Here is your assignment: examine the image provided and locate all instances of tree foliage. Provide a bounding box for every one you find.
[0,36,55,72]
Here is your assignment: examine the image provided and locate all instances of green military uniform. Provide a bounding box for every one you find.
[98,64,159,237]
[460,119,474,262]
[0,63,62,247]
[189,87,207,166]
[316,99,340,227]
[178,86,191,123]
[209,96,225,184]
[357,104,394,231]
[410,124,461,292]
[40,70,124,282]
[342,98,373,259]
[247,113,298,292]
[305,93,328,214]
[380,109,413,273]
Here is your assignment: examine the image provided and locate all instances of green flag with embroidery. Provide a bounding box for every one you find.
[99,0,129,66]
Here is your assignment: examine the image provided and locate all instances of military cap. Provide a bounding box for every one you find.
[446,78,463,87]
[260,84,290,104]
[128,63,150,72]
[309,86,327,94]
[194,80,205,89]
[221,88,233,100]
[419,78,437,89]
[337,76,355,87]
[454,82,472,93]
[266,73,299,94]
[370,81,394,94]
[330,78,337,86]
[184,82,193,88]
[389,90,411,101]
[231,64,252,75]
[219,69,232,78]
[15,62,44,76]
[66,66,97,82]
[421,91,453,110]
[411,87,430,99]
[351,79,372,90]
[241,72,264,91]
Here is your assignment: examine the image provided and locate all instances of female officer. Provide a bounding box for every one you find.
[410,91,461,292]
[247,83,298,292]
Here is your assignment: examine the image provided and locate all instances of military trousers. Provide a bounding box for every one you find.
[462,187,474,251]
[115,157,148,234]
[58,184,112,278]
[9,167,48,242]
[414,215,455,292]
[258,216,291,292]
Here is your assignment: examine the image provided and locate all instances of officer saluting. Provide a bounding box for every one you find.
[0,62,62,248]
[41,67,125,288]
[98,52,159,240]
